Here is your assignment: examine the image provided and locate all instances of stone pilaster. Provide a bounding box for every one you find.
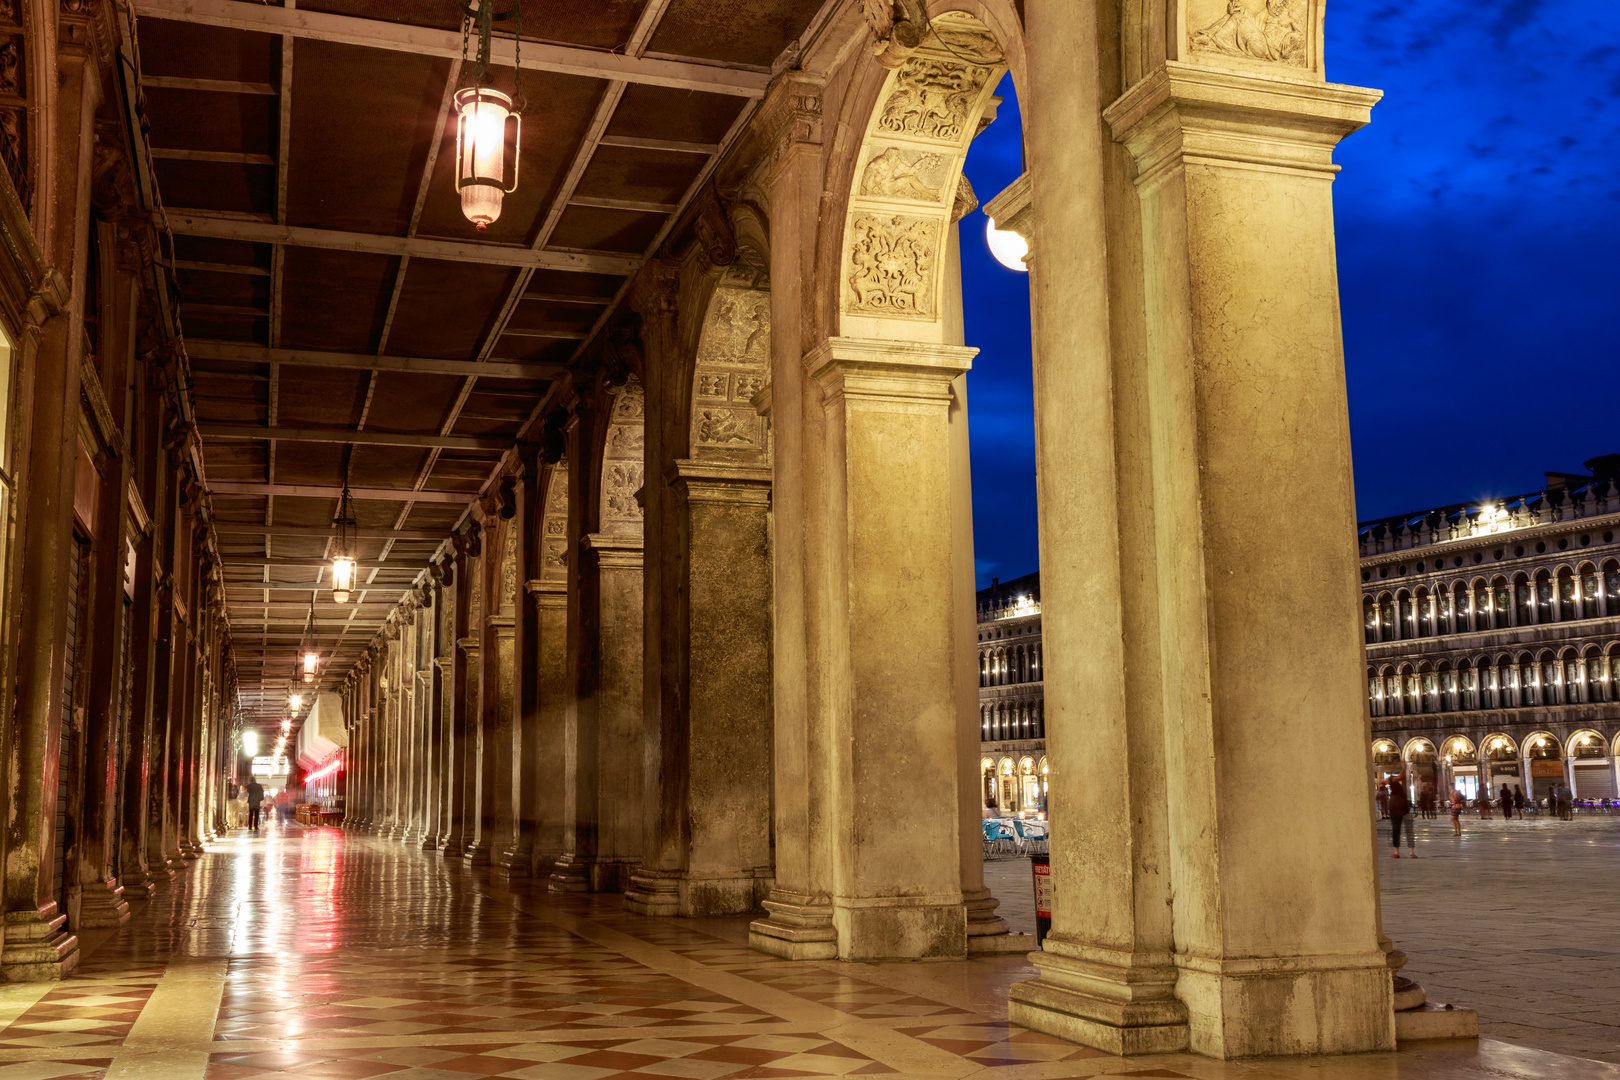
[551,533,644,894]
[526,579,567,879]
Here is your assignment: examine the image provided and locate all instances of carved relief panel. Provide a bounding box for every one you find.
[691,263,771,465]
[0,0,27,214]
[539,461,568,584]
[498,520,517,615]
[598,378,644,537]
[841,11,1005,329]
[1187,0,1316,73]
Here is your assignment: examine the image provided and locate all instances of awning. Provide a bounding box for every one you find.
[297,692,349,770]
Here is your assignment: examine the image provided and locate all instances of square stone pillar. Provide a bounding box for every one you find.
[627,462,773,917]
[551,534,644,893]
[524,579,567,879]
[752,337,975,962]
[484,612,517,872]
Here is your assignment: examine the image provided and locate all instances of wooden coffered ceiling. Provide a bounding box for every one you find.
[127,0,823,726]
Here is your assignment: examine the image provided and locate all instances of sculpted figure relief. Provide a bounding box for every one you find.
[860,147,949,202]
[877,59,989,142]
[848,213,938,316]
[1191,0,1307,67]
[696,409,754,447]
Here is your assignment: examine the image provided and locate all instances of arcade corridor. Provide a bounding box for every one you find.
[0,829,1602,1080]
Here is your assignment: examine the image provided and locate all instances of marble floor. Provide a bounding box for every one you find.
[0,824,1614,1080]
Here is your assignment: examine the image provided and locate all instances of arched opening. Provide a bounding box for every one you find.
[1525,731,1564,804]
[1483,734,1521,805]
[1443,736,1478,800]
[1570,729,1616,800]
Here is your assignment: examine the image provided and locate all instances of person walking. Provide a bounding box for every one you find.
[1513,784,1526,821]
[1376,785,1389,820]
[1499,784,1513,820]
[1388,778,1415,858]
[1449,787,1464,836]
[246,778,265,832]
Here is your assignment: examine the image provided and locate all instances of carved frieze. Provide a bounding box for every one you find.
[1191,0,1308,68]
[847,213,938,317]
[539,462,568,583]
[499,522,517,614]
[599,381,645,535]
[859,147,951,203]
[719,244,769,290]
[877,59,990,143]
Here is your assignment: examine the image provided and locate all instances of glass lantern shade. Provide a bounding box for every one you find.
[454,86,520,230]
[289,693,303,713]
[302,651,318,683]
[331,556,356,603]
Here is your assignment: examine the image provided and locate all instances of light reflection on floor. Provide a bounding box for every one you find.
[0,827,1608,1079]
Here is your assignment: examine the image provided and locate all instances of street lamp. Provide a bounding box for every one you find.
[454,0,525,230]
[985,216,1028,271]
[331,484,357,603]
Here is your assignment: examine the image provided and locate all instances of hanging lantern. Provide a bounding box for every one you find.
[331,484,357,603]
[289,693,303,713]
[455,86,520,230]
[453,0,525,231]
[303,651,319,683]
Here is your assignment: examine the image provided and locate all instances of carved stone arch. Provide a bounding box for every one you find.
[538,458,569,585]
[598,375,645,538]
[814,9,1011,346]
[0,0,41,221]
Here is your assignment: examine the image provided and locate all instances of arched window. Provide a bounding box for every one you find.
[1363,597,1378,644]
[1415,587,1433,637]
[1542,653,1563,706]
[1368,670,1383,716]
[1494,578,1512,630]
[1580,565,1600,619]
[1032,643,1041,681]
[1438,663,1457,712]
[980,651,989,688]
[1520,655,1539,707]
[1605,561,1620,617]
[1535,570,1554,623]
[1557,568,1576,622]
[1514,573,1534,625]
[1380,595,1398,641]
[1498,658,1519,708]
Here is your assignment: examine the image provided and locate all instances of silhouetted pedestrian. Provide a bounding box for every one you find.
[1388,779,1414,858]
[246,779,265,831]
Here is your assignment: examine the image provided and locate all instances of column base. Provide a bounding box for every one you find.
[494,847,534,879]
[462,840,492,867]
[749,890,837,960]
[627,866,771,917]
[438,834,466,857]
[831,895,967,961]
[1173,953,1394,1058]
[1008,942,1189,1056]
[1,908,80,982]
[117,872,158,904]
[419,832,439,851]
[77,878,131,928]
[548,854,635,893]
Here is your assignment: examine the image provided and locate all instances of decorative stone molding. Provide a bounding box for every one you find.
[861,0,928,68]
[751,71,823,187]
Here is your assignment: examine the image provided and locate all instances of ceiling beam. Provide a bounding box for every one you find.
[143,75,277,94]
[165,214,642,275]
[131,0,771,97]
[209,481,473,504]
[199,424,510,451]
[223,557,429,569]
[187,341,559,381]
[214,523,449,540]
[227,586,414,595]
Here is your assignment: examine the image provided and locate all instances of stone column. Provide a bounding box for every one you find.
[440,536,472,855]
[747,73,836,959]
[1008,3,1388,1054]
[118,396,161,898]
[526,579,567,878]
[483,608,516,869]
[502,464,540,878]
[627,462,773,917]
[420,584,445,850]
[77,224,139,927]
[775,339,975,961]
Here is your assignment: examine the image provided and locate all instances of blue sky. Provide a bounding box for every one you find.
[960,3,1620,587]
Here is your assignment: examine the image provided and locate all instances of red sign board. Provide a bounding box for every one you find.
[1033,860,1051,919]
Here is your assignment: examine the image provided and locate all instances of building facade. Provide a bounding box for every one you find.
[977,572,1046,817]
[1362,456,1620,804]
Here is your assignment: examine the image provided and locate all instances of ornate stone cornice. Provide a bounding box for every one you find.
[750,71,823,189]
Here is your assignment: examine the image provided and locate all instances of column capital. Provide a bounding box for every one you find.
[583,532,644,570]
[983,172,1032,246]
[1104,62,1380,186]
[804,336,976,404]
[665,460,772,507]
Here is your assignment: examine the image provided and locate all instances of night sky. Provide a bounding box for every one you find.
[960,2,1620,588]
